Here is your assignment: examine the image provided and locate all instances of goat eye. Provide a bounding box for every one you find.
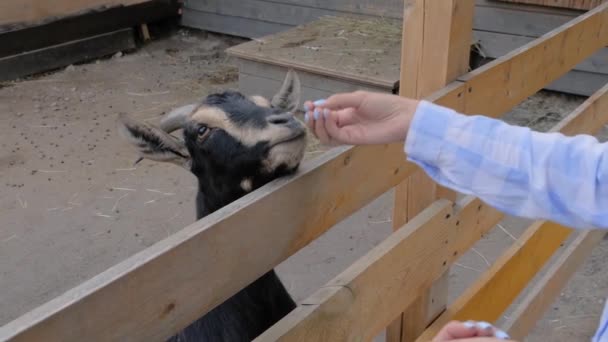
[197,126,208,136]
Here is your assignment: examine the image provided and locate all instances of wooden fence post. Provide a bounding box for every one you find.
[387,1,475,341]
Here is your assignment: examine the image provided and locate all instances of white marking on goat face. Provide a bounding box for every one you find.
[191,106,299,148]
[249,95,271,107]
[263,137,307,173]
[240,178,253,192]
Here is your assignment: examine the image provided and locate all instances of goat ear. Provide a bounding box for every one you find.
[116,113,191,169]
[271,69,301,112]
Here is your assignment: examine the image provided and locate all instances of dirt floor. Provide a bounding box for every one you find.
[1,27,607,341]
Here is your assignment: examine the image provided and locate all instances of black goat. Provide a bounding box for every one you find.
[117,70,307,341]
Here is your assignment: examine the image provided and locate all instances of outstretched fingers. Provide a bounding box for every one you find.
[313,92,365,112]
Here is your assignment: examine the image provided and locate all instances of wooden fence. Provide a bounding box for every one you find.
[1,0,608,341]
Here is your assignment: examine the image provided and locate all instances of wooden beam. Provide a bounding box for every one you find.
[0,0,149,28]
[255,197,505,341]
[262,40,608,342]
[504,230,606,340]
[139,24,151,42]
[416,80,608,341]
[416,221,573,341]
[389,1,475,340]
[0,144,421,342]
[460,1,608,117]
[0,0,179,58]
[0,29,136,82]
[3,4,608,341]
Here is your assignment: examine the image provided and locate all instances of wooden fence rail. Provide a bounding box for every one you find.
[258,78,608,341]
[417,81,608,341]
[1,1,607,342]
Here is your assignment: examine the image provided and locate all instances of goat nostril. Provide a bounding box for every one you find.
[270,118,289,125]
[268,114,293,125]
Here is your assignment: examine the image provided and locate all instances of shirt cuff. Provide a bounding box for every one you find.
[404,100,458,167]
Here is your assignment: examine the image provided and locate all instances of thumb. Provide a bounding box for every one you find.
[325,110,363,145]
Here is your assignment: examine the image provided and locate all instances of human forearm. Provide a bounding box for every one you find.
[405,100,608,229]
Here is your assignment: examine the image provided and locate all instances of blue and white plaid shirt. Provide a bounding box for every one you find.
[405,100,608,230]
[404,100,608,341]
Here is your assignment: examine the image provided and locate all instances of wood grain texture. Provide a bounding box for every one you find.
[544,68,608,95]
[4,3,608,341]
[181,0,608,96]
[461,1,608,117]
[416,80,608,341]
[261,0,404,19]
[0,144,420,342]
[0,0,149,27]
[184,0,372,27]
[473,30,608,74]
[474,5,575,37]
[255,197,505,342]
[391,2,474,340]
[261,6,608,341]
[497,0,606,10]
[504,230,606,340]
[0,29,135,82]
[0,0,178,56]
[238,59,393,96]
[416,221,573,341]
[181,9,290,39]
[226,16,402,89]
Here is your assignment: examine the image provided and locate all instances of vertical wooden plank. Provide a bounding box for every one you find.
[387,1,475,341]
[139,23,151,41]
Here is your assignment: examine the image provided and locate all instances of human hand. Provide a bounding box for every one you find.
[433,320,513,341]
[303,91,420,146]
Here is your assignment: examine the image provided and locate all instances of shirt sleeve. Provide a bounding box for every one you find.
[404,100,608,230]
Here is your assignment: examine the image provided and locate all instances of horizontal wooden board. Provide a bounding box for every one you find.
[460,2,608,116]
[416,221,573,341]
[184,0,370,27]
[0,0,149,28]
[0,142,421,342]
[497,0,606,10]
[238,59,393,94]
[504,230,606,340]
[473,30,608,74]
[473,5,575,36]
[471,56,608,96]
[226,16,402,89]
[0,0,178,58]
[544,68,608,96]
[182,0,579,38]
[255,197,505,341]
[260,0,403,19]
[0,29,135,82]
[181,8,290,38]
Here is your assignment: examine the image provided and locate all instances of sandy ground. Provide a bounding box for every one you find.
[1,27,607,341]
